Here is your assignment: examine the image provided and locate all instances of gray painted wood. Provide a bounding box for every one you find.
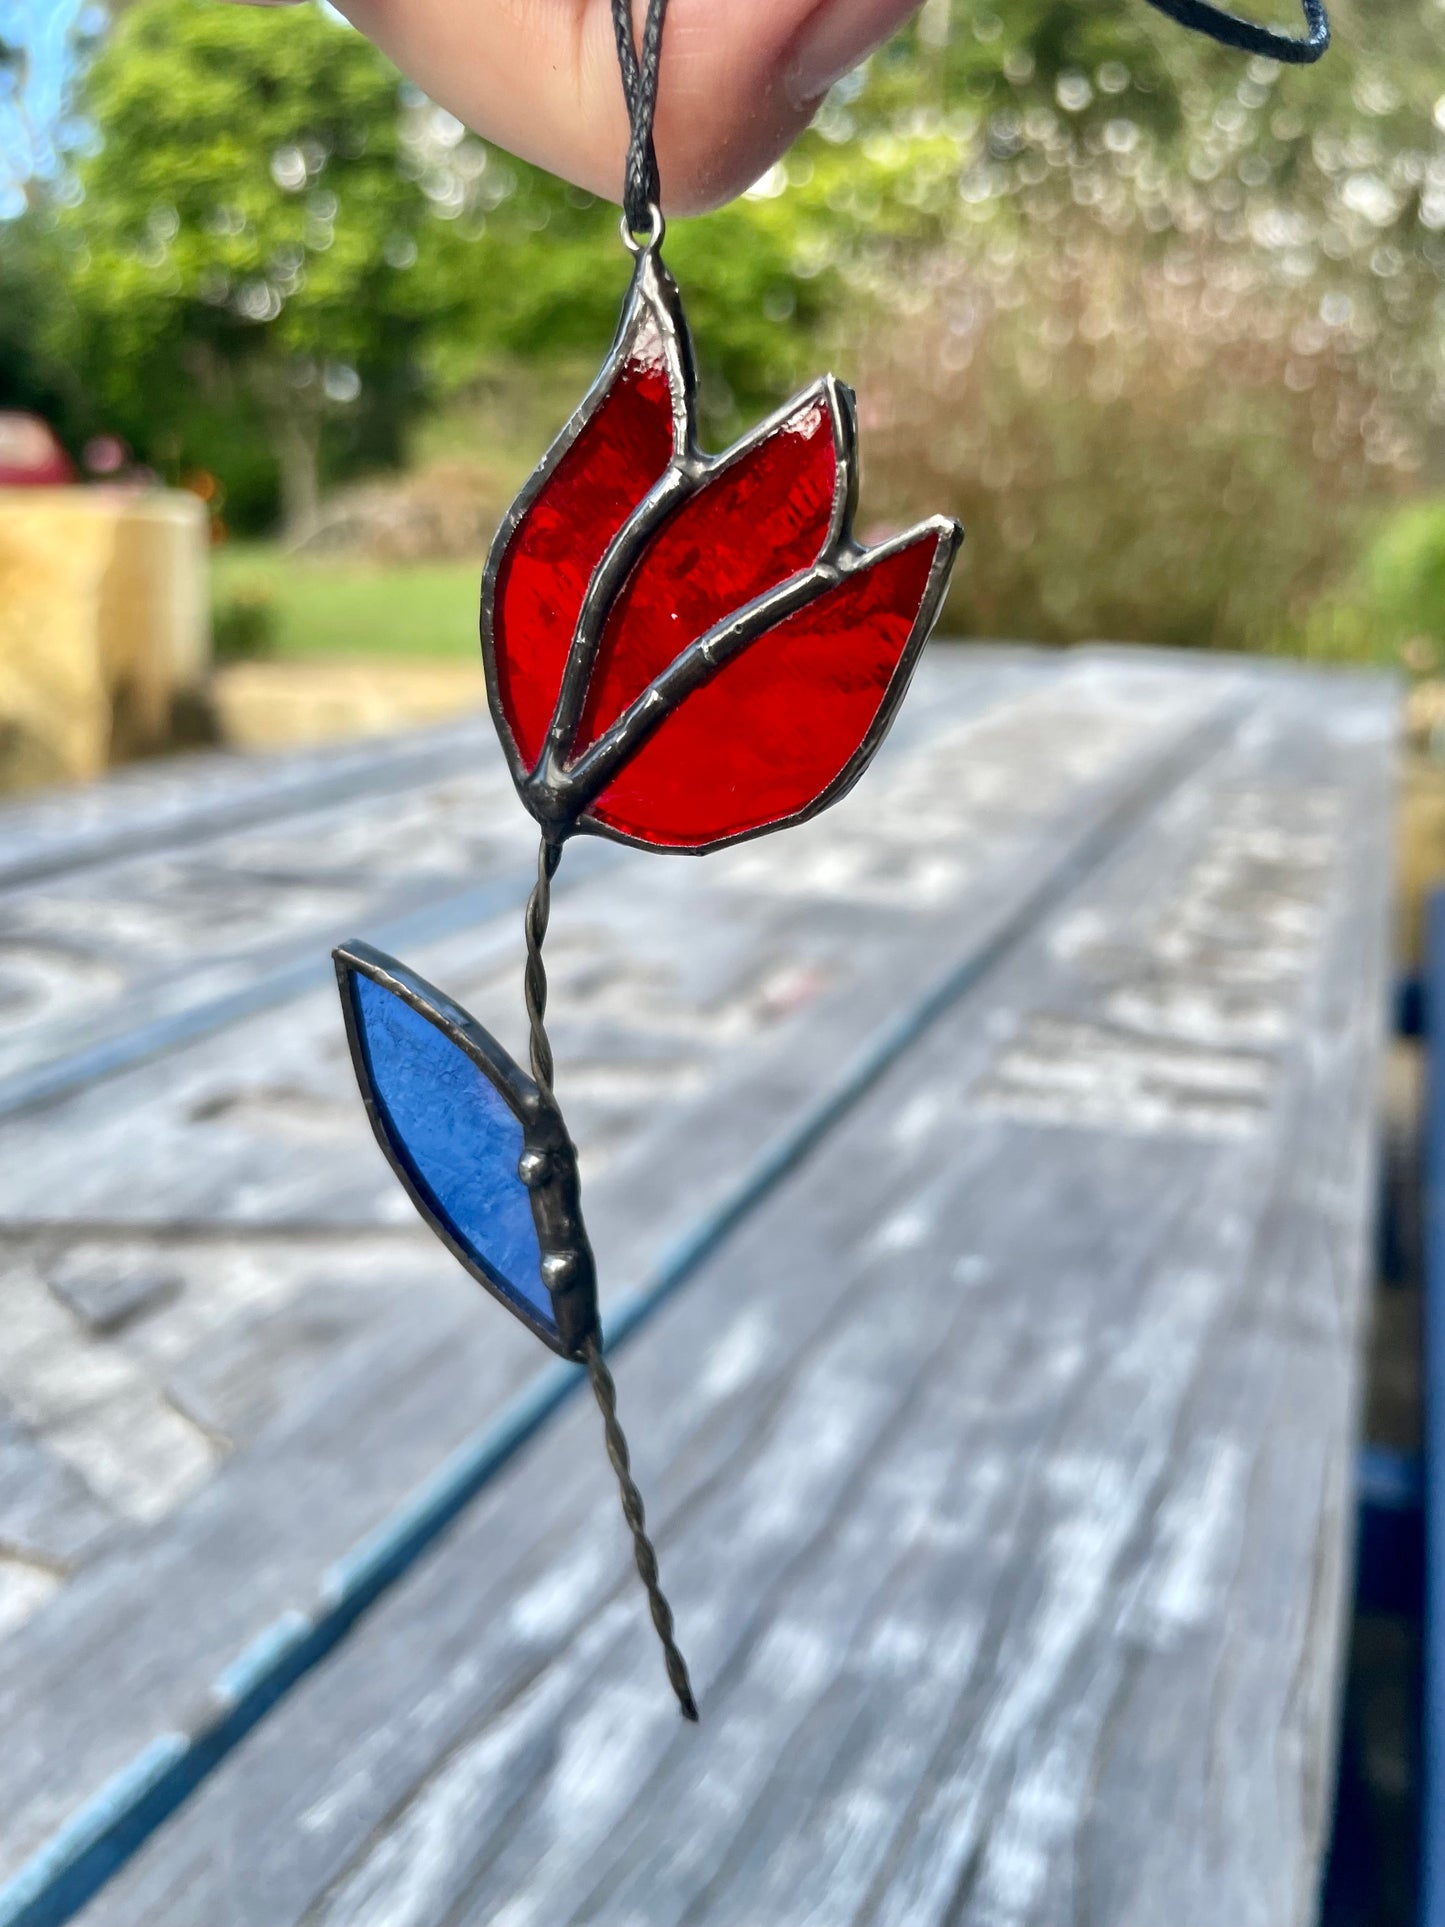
[0,1405,114,1577]
[68,661,1395,1927]
[0,655,1049,1107]
[0,655,1214,1232]
[47,1253,184,1336]
[3,649,1228,1886]
[0,712,491,890]
[0,734,526,1097]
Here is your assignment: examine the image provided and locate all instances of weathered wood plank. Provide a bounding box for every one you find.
[0,655,1212,1231]
[0,654,1046,1108]
[70,663,1392,1927]
[0,736,528,1102]
[0,713,489,891]
[0,651,1232,1904]
[0,1405,113,1576]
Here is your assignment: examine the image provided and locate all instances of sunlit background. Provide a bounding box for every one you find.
[4,0,1445,676]
[0,10,1435,1920]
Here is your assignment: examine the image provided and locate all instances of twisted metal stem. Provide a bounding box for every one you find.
[523,833,697,1721]
[583,1332,698,1721]
[523,834,562,1099]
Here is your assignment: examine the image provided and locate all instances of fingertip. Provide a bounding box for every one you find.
[646,0,923,214]
[330,0,920,221]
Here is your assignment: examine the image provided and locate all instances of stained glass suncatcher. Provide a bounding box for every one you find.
[333,210,962,1723]
[317,0,1340,1733]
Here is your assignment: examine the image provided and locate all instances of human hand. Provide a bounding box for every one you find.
[224,0,924,213]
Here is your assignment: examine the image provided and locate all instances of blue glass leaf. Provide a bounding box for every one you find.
[344,968,555,1336]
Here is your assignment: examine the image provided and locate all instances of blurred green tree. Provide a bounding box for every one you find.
[378,93,837,443]
[48,0,443,534]
[43,0,840,527]
[0,0,103,445]
[0,220,87,438]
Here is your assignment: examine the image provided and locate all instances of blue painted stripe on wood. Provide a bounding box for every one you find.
[0,697,1239,1927]
[209,1609,315,1710]
[1422,888,1445,1927]
[318,1354,588,1613]
[1399,973,1427,1041]
[1354,1446,1425,1620]
[0,1738,187,1927]
[0,845,619,1122]
[1358,1443,1424,1513]
[0,726,486,894]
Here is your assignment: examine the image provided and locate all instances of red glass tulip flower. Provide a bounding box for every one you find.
[482,251,963,855]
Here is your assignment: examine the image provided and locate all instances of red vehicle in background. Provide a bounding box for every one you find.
[0,413,76,486]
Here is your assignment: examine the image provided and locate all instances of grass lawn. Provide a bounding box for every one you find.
[212,544,482,660]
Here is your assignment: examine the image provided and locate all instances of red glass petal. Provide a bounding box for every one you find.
[583,529,945,852]
[573,390,840,755]
[489,315,677,772]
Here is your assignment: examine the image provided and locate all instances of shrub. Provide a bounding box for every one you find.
[849,231,1414,655]
[212,585,279,663]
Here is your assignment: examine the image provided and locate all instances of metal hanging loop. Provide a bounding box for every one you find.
[619,202,666,256]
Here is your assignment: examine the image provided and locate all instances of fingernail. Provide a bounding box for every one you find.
[783,0,900,111]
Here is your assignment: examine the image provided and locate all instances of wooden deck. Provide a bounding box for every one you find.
[0,646,1396,1927]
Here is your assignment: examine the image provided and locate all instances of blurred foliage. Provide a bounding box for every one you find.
[0,216,89,437]
[1300,494,1445,668]
[1359,499,1445,656]
[36,0,444,533]
[787,0,1445,653]
[211,580,278,662]
[11,0,836,529]
[3,0,1445,656]
[402,117,831,431]
[857,236,1386,649]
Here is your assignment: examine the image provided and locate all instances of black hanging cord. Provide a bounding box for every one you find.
[1141,0,1328,62]
[610,0,670,233]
